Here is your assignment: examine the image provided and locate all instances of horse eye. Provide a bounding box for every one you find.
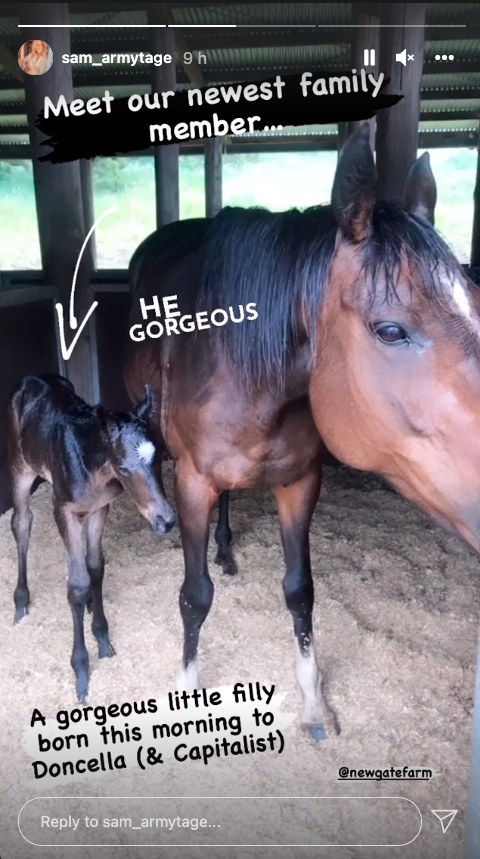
[374,322,409,345]
[118,466,130,477]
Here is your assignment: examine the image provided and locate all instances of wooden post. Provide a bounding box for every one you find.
[348,9,380,151]
[80,159,96,271]
[148,8,179,226]
[376,3,426,200]
[19,3,99,404]
[471,134,480,266]
[204,137,222,218]
[337,122,348,158]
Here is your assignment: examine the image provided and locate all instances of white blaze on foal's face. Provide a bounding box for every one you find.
[136,439,155,466]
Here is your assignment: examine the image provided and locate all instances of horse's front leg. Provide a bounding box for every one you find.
[175,463,217,691]
[85,505,115,659]
[273,466,339,741]
[54,503,91,704]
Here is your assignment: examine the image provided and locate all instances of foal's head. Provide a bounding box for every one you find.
[311,124,480,552]
[102,387,176,535]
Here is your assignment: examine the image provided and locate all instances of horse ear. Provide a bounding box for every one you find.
[134,384,152,420]
[401,152,437,226]
[332,123,376,243]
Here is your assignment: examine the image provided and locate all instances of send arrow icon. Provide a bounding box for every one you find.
[431,810,458,833]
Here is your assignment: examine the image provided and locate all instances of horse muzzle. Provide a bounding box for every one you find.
[150,511,177,535]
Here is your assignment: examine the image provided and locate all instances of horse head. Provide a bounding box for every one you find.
[102,386,176,535]
[310,123,480,552]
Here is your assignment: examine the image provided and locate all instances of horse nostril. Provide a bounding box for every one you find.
[152,515,167,534]
[152,513,176,535]
[164,514,176,533]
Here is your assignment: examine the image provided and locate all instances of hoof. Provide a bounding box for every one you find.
[76,675,89,706]
[214,551,238,576]
[77,683,89,706]
[14,606,28,624]
[306,723,327,742]
[98,640,115,659]
[304,708,340,741]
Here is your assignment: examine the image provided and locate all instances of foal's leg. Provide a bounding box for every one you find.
[54,503,91,704]
[214,491,238,576]
[85,506,115,659]
[274,468,339,740]
[175,465,217,691]
[11,470,36,623]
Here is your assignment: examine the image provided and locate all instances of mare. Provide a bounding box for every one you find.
[125,125,480,739]
[7,374,176,703]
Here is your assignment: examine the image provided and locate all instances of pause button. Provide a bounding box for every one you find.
[363,49,376,66]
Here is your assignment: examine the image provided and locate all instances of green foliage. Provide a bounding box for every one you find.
[0,160,34,194]
[92,157,154,193]
[0,149,477,269]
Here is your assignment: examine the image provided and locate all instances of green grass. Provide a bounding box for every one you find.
[0,148,476,270]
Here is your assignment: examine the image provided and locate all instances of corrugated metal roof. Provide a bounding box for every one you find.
[205,44,350,70]
[0,2,478,149]
[171,4,351,27]
[426,3,480,25]
[426,39,480,59]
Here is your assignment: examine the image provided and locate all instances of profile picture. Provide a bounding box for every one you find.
[18,40,53,76]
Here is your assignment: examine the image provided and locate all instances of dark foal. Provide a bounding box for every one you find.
[6,374,175,704]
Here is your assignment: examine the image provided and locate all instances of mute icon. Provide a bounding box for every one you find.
[396,49,407,66]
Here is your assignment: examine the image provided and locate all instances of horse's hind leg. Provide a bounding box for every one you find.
[175,464,217,691]
[274,467,339,741]
[11,469,36,623]
[54,503,91,704]
[214,491,238,576]
[85,505,115,659]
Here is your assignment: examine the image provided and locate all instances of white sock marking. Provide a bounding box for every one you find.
[175,661,199,693]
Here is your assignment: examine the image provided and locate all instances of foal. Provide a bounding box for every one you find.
[6,374,176,703]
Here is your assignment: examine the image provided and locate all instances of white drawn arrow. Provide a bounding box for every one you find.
[55,204,118,361]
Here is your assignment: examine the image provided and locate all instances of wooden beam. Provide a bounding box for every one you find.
[376,3,427,200]
[204,137,222,217]
[80,159,97,271]
[420,110,480,123]
[173,28,206,89]
[348,10,380,150]
[19,3,100,405]
[0,109,477,139]
[0,105,27,116]
[3,26,479,58]
[337,122,348,159]
[0,129,476,162]
[0,124,28,135]
[1,61,480,90]
[152,2,206,88]
[472,140,480,266]
[148,6,179,226]
[0,285,56,309]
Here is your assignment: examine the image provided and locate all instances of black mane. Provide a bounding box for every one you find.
[197,202,462,390]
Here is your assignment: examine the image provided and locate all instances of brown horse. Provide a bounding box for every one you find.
[125,124,480,740]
